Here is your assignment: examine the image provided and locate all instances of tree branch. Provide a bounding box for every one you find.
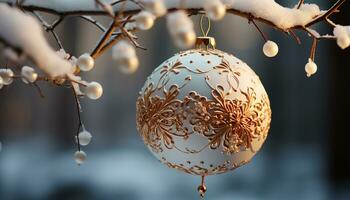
[79,15,106,32]
[32,11,64,49]
[306,0,346,27]
[90,19,117,58]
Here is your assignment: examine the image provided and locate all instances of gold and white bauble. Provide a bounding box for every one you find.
[136,37,272,197]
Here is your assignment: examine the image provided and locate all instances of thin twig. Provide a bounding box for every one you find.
[116,17,147,50]
[71,82,83,152]
[90,20,117,58]
[98,33,124,55]
[297,0,304,9]
[326,18,337,28]
[79,15,107,32]
[289,30,301,45]
[310,37,317,61]
[32,12,64,49]
[249,17,268,42]
[49,16,64,31]
[32,82,45,98]
[306,0,346,27]
[111,0,144,9]
[50,30,64,49]
[95,0,115,18]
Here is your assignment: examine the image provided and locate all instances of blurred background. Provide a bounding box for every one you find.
[0,1,349,200]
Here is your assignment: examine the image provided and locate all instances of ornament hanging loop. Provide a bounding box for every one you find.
[200,15,211,37]
[196,15,216,50]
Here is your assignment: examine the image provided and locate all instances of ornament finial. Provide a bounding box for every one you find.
[197,175,207,199]
[196,15,216,50]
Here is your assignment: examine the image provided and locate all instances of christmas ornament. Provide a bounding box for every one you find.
[136,16,271,198]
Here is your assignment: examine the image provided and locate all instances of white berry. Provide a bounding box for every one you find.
[0,69,14,85]
[263,41,279,57]
[77,130,92,146]
[118,56,139,74]
[77,53,95,71]
[204,0,226,21]
[174,29,196,49]
[85,81,103,100]
[112,40,136,60]
[166,11,196,49]
[305,59,317,77]
[167,10,193,36]
[21,66,38,84]
[113,41,139,74]
[135,11,155,30]
[74,151,87,166]
[143,0,166,17]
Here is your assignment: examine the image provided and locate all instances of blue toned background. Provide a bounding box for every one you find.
[0,1,349,199]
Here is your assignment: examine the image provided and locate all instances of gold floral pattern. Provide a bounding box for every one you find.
[136,48,271,175]
[137,84,270,154]
[186,86,271,154]
[136,83,191,153]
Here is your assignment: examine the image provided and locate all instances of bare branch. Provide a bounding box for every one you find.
[79,15,106,32]
[90,19,117,58]
[297,0,304,9]
[71,82,83,152]
[288,30,301,45]
[306,0,346,27]
[32,11,64,49]
[248,17,268,42]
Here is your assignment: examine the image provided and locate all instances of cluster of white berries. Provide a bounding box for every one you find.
[263,40,279,57]
[167,10,196,49]
[74,53,104,100]
[0,66,39,89]
[110,0,167,74]
[74,129,92,165]
[333,25,350,50]
[113,40,139,74]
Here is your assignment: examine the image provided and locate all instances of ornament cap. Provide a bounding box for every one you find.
[195,36,216,50]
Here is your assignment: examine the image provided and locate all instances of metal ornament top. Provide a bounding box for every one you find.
[195,15,216,50]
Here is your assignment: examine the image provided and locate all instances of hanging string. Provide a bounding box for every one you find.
[200,15,211,37]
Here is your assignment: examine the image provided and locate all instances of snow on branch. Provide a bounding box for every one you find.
[0,0,342,29]
[0,0,348,79]
[227,0,321,29]
[0,4,73,77]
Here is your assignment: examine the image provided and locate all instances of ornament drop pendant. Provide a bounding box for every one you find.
[197,176,207,199]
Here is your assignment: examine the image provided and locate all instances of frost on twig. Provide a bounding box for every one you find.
[0,4,73,77]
